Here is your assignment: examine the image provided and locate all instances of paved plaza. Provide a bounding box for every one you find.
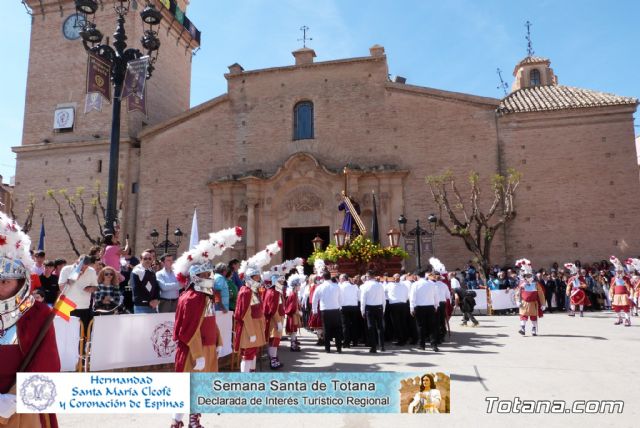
[59,311,639,427]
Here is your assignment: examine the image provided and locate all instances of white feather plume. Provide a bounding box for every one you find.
[429,257,446,274]
[239,240,282,275]
[174,226,242,277]
[625,258,640,273]
[563,263,578,275]
[0,210,34,271]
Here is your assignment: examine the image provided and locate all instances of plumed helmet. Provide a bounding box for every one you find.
[564,263,578,275]
[609,256,624,272]
[244,265,260,279]
[189,261,213,279]
[0,211,35,335]
[515,258,533,276]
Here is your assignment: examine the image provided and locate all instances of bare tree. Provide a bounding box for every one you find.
[426,168,521,278]
[46,181,122,254]
[10,193,36,233]
[47,189,81,257]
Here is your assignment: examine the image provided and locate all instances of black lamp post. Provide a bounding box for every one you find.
[150,218,183,256]
[397,213,438,271]
[76,0,162,234]
[427,213,438,257]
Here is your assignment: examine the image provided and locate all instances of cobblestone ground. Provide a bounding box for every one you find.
[58,311,639,427]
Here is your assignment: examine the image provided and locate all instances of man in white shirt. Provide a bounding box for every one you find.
[312,271,343,353]
[434,272,452,345]
[339,274,360,348]
[409,269,439,352]
[360,270,386,353]
[385,273,410,346]
[58,254,99,336]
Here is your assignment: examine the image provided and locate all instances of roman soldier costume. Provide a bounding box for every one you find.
[262,273,285,369]
[0,211,60,428]
[609,257,632,326]
[285,270,305,352]
[515,258,546,336]
[171,226,243,428]
[564,263,589,317]
[626,258,640,317]
[235,241,281,373]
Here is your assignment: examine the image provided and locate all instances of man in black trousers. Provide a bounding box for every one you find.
[360,271,386,353]
[385,273,410,346]
[311,271,343,353]
[409,269,440,352]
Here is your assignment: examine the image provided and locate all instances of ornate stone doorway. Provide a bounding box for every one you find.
[282,226,329,274]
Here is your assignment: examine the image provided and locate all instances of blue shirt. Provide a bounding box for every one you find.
[231,270,243,288]
[156,267,181,299]
[214,273,229,310]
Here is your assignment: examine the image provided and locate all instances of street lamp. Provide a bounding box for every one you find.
[76,0,162,234]
[334,229,348,248]
[149,219,183,256]
[397,214,435,271]
[427,213,438,257]
[386,228,401,248]
[311,235,324,252]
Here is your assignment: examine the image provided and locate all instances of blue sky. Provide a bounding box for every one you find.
[1,0,638,182]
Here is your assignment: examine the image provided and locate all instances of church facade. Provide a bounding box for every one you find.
[13,1,639,270]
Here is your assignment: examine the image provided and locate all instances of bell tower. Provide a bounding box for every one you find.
[511,56,558,92]
[20,0,199,146]
[12,0,201,259]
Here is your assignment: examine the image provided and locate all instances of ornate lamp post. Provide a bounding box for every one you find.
[333,229,348,248]
[398,214,435,271]
[427,213,438,257]
[76,0,162,234]
[149,219,183,257]
[311,235,324,252]
[386,228,401,248]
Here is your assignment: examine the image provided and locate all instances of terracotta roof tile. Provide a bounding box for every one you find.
[498,85,638,114]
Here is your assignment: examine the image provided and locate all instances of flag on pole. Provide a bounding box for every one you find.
[53,295,77,321]
[37,218,45,252]
[371,191,380,244]
[189,208,199,250]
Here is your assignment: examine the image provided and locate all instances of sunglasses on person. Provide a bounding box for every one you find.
[104,273,114,277]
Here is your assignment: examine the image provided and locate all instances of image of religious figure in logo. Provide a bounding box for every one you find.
[151,321,176,358]
[399,373,450,413]
[19,375,57,412]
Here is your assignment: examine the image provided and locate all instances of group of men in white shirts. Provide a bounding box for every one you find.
[305,267,451,354]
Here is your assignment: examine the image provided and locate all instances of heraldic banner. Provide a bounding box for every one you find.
[86,52,111,102]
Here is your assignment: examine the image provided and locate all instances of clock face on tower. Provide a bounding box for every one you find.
[62,14,85,40]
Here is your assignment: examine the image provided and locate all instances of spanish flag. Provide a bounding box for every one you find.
[53,295,77,321]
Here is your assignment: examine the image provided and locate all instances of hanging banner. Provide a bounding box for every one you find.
[84,92,103,114]
[121,57,149,100]
[127,86,147,115]
[159,0,170,9]
[86,52,112,102]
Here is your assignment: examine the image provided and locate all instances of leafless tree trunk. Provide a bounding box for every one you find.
[47,189,81,257]
[426,168,521,279]
[10,193,36,233]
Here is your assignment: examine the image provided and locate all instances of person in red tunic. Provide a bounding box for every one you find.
[0,211,60,428]
[262,273,286,369]
[609,257,632,327]
[171,261,222,428]
[515,258,546,336]
[234,266,267,372]
[564,263,589,317]
[170,226,243,428]
[285,274,304,352]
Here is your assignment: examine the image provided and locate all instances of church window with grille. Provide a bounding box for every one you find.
[293,101,314,140]
[530,69,541,86]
